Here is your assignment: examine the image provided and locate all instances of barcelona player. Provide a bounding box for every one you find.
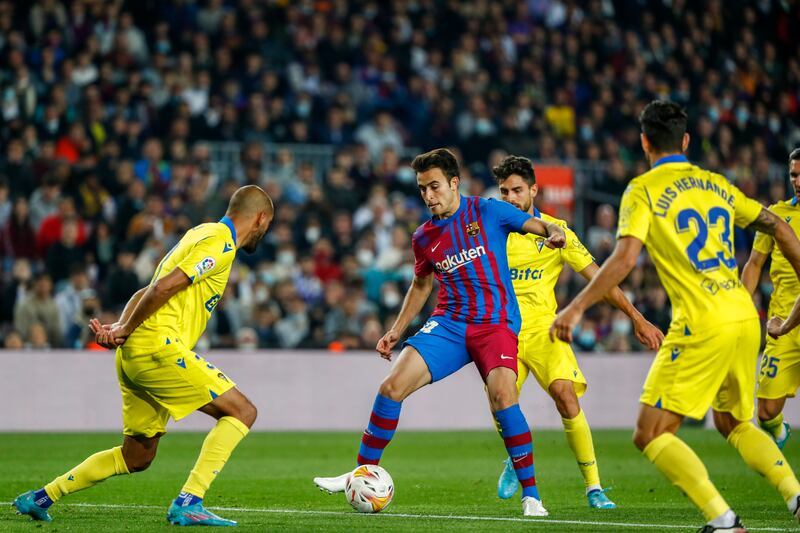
[314,148,566,517]
[13,185,273,526]
[491,155,664,508]
[742,148,800,450]
[551,101,800,532]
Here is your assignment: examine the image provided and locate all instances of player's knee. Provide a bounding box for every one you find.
[378,378,407,402]
[550,382,579,418]
[236,399,257,428]
[489,387,517,411]
[757,400,781,422]
[632,426,654,451]
[125,450,157,473]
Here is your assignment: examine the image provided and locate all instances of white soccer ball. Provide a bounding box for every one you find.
[344,464,394,513]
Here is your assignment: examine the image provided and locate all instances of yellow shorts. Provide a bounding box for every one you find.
[516,326,587,397]
[758,326,800,400]
[116,343,236,437]
[640,318,760,421]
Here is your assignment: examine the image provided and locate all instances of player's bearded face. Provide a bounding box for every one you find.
[791,161,800,200]
[499,175,534,213]
[243,215,271,254]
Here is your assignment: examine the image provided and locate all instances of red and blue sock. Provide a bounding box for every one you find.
[357,394,402,465]
[495,404,540,500]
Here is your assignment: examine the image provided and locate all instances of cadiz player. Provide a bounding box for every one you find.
[13,185,273,526]
[491,155,663,508]
[742,148,800,449]
[552,101,800,532]
[314,148,566,517]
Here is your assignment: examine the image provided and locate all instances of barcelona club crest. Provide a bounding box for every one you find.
[466,221,481,236]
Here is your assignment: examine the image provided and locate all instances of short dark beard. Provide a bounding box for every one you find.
[243,229,266,254]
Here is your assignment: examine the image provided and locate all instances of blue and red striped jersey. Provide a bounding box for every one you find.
[411,196,532,332]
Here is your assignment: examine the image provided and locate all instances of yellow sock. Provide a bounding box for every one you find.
[44,446,129,501]
[643,433,729,520]
[760,413,785,439]
[181,416,250,498]
[728,422,800,504]
[562,410,600,489]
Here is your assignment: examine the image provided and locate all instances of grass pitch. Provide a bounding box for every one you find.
[1,429,798,532]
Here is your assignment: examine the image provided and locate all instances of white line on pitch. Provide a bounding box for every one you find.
[14,502,791,531]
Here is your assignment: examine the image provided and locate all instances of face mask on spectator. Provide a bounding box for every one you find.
[577,328,596,347]
[580,124,594,142]
[382,289,401,308]
[277,251,296,266]
[769,118,781,133]
[296,101,311,118]
[397,167,415,184]
[305,226,321,243]
[474,118,493,136]
[356,248,374,265]
[760,281,774,296]
[255,287,269,303]
[708,107,720,123]
[612,319,632,336]
[735,106,749,124]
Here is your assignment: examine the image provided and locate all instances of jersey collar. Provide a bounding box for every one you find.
[219,216,237,245]
[533,206,541,218]
[792,196,799,207]
[652,154,689,168]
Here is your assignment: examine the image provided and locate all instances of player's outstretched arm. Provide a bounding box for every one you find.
[550,236,643,343]
[376,273,434,361]
[109,268,192,344]
[740,249,768,296]
[747,208,800,279]
[521,218,566,248]
[577,262,664,350]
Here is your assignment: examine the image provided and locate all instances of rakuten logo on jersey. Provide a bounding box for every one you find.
[434,245,486,273]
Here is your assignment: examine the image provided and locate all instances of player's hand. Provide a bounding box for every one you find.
[89,318,118,349]
[108,321,132,346]
[376,329,400,361]
[544,225,566,249]
[633,318,664,350]
[550,305,582,343]
[767,316,785,339]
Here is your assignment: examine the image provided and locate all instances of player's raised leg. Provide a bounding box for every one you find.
[486,366,547,517]
[167,387,257,526]
[13,440,137,522]
[759,397,791,449]
[313,345,431,493]
[548,379,615,509]
[13,354,165,523]
[635,405,746,532]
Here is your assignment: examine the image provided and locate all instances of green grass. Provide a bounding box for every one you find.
[0,429,797,532]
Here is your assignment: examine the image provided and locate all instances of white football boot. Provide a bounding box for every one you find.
[313,472,349,493]
[522,496,549,517]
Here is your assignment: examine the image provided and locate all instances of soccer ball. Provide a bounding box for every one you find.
[345,464,394,513]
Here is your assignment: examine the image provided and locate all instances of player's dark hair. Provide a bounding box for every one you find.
[639,100,688,153]
[410,148,460,181]
[790,148,800,162]
[492,155,536,186]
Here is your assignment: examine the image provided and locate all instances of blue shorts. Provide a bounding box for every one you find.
[403,315,519,383]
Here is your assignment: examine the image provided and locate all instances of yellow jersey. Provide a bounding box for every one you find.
[617,154,763,329]
[125,217,237,351]
[752,197,800,319]
[507,208,594,331]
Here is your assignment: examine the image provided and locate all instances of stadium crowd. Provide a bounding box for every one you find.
[1,0,799,351]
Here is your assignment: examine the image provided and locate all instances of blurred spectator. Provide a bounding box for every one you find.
[55,265,94,348]
[45,218,86,285]
[104,248,140,312]
[586,204,617,263]
[14,273,62,347]
[1,197,37,260]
